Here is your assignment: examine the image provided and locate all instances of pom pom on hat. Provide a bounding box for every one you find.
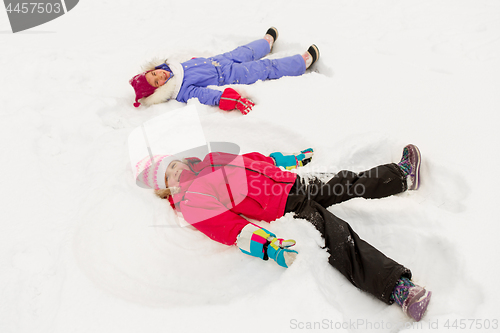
[129,72,157,108]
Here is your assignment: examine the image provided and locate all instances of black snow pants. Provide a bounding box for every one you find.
[284,163,411,304]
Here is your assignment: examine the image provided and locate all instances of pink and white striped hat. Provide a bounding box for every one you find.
[135,155,173,190]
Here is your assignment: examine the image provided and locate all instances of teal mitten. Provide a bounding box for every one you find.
[236,224,298,268]
[270,148,314,170]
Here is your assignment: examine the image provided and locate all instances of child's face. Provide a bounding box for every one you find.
[164,160,189,188]
[145,69,171,88]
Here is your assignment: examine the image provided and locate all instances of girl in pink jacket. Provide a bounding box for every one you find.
[136,145,431,322]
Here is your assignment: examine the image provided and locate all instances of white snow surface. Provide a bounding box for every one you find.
[1,1,500,332]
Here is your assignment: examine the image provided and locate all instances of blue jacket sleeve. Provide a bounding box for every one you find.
[178,86,223,106]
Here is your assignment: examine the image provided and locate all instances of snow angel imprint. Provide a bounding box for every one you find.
[135,144,432,322]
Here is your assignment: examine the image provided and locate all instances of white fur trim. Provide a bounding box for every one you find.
[140,61,184,106]
[141,57,168,72]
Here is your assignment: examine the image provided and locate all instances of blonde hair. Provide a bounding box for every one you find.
[154,187,180,199]
[154,189,172,199]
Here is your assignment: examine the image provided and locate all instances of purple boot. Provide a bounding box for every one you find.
[398,144,421,190]
[402,285,432,322]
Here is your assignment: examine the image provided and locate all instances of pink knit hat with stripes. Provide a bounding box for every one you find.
[135,155,172,190]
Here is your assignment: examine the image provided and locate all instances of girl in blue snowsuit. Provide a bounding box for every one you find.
[129,27,319,114]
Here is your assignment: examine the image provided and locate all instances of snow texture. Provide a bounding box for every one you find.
[1,0,500,332]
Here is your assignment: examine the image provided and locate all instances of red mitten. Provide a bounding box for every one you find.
[219,88,254,115]
[236,97,255,115]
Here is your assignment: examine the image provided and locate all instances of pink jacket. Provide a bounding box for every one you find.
[169,152,297,245]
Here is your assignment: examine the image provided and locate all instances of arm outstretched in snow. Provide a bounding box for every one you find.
[180,190,297,268]
[178,85,223,106]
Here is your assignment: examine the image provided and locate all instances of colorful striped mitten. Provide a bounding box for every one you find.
[270,148,314,170]
[236,224,298,268]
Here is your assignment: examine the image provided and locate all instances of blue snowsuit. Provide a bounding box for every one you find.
[175,39,306,106]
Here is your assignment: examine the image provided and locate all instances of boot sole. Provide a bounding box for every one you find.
[410,145,421,190]
[408,290,432,322]
[266,27,278,42]
[307,44,320,66]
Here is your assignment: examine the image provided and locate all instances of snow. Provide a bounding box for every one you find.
[1,0,500,332]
